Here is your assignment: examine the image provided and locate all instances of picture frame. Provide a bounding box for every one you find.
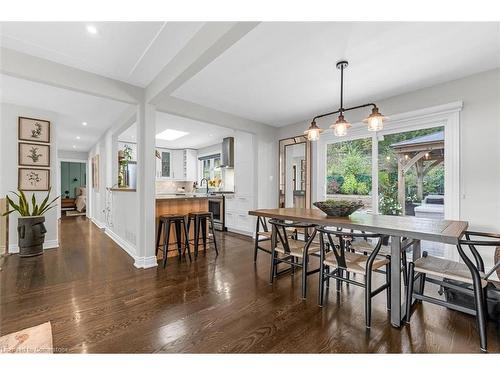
[18,142,51,167]
[92,155,99,189]
[18,116,51,143]
[18,168,50,191]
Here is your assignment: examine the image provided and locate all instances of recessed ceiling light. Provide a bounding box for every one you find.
[86,25,98,35]
[72,145,76,149]
[156,129,189,141]
[82,122,87,126]
[76,136,81,140]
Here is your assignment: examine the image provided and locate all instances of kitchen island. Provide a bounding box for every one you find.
[156,194,209,258]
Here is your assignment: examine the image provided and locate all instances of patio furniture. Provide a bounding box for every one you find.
[268,219,319,299]
[414,194,444,220]
[317,227,391,327]
[405,230,500,352]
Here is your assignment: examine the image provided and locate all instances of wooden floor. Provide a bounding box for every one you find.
[1,216,498,353]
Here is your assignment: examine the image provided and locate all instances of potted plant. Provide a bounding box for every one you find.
[2,189,59,257]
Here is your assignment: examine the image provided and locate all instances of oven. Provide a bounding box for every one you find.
[208,195,225,231]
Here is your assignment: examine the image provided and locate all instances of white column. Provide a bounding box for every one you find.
[135,102,157,268]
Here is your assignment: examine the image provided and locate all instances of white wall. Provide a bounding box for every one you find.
[1,103,60,252]
[58,150,88,161]
[278,68,500,267]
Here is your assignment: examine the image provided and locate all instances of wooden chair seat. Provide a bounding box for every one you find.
[275,239,320,258]
[323,251,389,275]
[349,239,391,256]
[256,230,272,238]
[413,255,488,287]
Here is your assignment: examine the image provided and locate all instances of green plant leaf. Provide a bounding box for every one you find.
[6,195,21,215]
[38,196,60,215]
[37,189,51,215]
[19,190,29,216]
[31,193,37,216]
[1,209,16,217]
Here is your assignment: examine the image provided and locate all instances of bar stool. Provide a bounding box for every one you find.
[156,214,191,268]
[187,211,218,257]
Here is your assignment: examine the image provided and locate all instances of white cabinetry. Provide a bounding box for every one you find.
[184,149,198,181]
[156,148,198,181]
[225,131,256,236]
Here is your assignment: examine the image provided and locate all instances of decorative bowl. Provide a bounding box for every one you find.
[313,200,363,217]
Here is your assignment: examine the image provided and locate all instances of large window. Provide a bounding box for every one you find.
[326,137,372,210]
[199,154,221,185]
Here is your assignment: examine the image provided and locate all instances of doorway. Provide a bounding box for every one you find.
[60,160,87,217]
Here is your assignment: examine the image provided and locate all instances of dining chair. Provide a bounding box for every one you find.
[405,230,500,352]
[268,219,320,299]
[346,231,410,286]
[317,227,391,328]
[253,215,272,262]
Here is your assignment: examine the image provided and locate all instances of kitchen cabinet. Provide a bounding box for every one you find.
[156,148,198,181]
[184,149,198,181]
[224,131,256,236]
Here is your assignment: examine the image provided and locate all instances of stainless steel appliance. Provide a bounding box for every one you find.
[208,194,225,231]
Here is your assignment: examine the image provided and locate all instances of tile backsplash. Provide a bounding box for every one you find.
[156,180,196,194]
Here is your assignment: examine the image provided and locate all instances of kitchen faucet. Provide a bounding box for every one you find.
[200,178,209,195]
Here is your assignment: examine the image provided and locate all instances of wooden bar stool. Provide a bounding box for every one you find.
[156,214,191,268]
[187,211,218,257]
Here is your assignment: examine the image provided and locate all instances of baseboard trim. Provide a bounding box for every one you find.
[104,228,157,269]
[8,239,59,253]
[91,218,106,229]
[134,256,158,269]
[226,228,253,237]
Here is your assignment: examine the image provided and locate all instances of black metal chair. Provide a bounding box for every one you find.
[253,216,272,262]
[405,230,500,352]
[187,211,218,257]
[268,219,319,299]
[346,232,411,286]
[317,227,391,328]
[156,214,191,268]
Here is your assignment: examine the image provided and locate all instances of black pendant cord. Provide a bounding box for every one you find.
[340,63,344,114]
[310,60,377,124]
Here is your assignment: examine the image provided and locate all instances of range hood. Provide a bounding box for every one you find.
[220,137,234,168]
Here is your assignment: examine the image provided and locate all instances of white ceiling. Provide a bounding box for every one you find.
[0,21,204,87]
[0,74,131,152]
[118,112,235,150]
[172,22,500,126]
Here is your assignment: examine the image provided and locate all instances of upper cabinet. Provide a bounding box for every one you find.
[156,148,198,181]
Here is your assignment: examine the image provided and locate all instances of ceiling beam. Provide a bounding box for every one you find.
[156,96,276,137]
[146,22,260,105]
[0,47,143,104]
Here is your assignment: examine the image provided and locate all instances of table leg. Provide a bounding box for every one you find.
[390,235,402,327]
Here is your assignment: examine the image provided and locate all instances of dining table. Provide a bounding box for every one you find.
[248,207,469,327]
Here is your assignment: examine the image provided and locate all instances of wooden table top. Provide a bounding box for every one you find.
[249,208,468,245]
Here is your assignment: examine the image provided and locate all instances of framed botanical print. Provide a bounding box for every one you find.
[18,117,51,143]
[19,142,51,167]
[18,168,50,191]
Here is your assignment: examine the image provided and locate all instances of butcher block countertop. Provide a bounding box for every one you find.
[156,194,210,200]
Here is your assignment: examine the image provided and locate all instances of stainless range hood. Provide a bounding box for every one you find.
[220,137,234,168]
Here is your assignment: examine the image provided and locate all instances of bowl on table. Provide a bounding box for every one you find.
[313,200,363,217]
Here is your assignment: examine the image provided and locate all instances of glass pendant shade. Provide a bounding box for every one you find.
[364,106,386,132]
[330,114,351,137]
[304,121,323,141]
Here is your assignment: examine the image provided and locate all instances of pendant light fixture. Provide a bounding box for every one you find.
[304,60,387,140]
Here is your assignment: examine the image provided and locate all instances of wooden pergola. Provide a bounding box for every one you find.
[390,131,444,215]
